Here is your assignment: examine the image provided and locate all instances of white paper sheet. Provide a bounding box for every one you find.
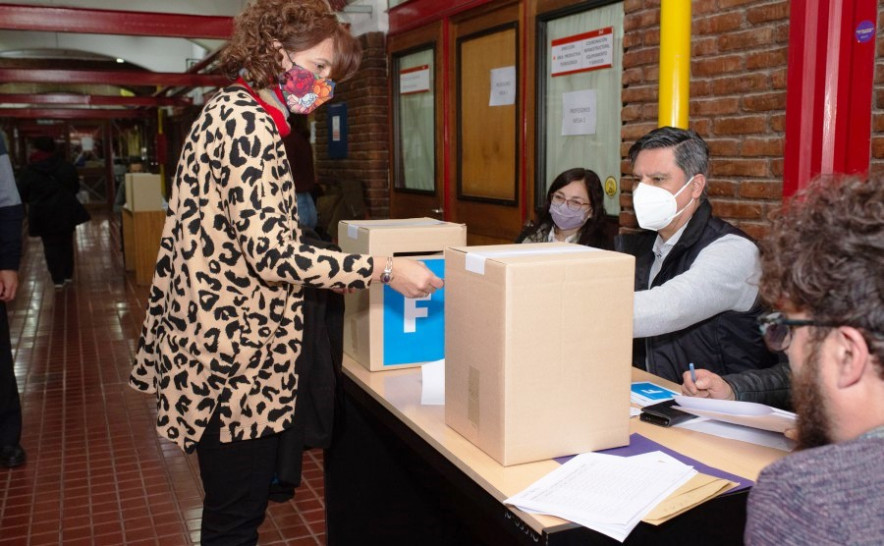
[561,89,597,136]
[505,451,695,542]
[673,395,797,433]
[677,417,796,452]
[420,359,445,405]
[489,66,516,106]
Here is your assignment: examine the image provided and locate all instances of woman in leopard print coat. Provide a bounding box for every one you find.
[129,1,442,543]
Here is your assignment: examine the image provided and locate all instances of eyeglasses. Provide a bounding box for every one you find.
[551,193,590,211]
[757,312,838,352]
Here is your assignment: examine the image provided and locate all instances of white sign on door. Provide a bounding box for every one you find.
[551,27,614,77]
[561,89,597,136]
[489,65,516,106]
[400,65,431,95]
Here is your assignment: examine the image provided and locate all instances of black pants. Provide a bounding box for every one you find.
[41,230,74,285]
[0,302,21,448]
[196,410,280,546]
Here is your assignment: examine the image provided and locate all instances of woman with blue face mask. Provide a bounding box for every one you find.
[128,1,443,543]
[516,168,611,249]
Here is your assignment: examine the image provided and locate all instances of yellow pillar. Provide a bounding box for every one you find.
[156,107,166,195]
[658,0,691,129]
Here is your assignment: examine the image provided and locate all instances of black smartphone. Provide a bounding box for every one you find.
[640,399,697,427]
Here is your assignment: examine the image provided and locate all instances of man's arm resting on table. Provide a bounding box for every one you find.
[633,234,760,338]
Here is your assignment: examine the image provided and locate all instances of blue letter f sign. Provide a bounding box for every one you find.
[383,258,445,366]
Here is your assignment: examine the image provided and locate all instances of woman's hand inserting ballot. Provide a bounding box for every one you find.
[372,256,444,299]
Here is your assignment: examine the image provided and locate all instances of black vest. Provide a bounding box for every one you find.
[615,201,778,382]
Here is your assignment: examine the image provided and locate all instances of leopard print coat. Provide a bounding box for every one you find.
[130,86,373,452]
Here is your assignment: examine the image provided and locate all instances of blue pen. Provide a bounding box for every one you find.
[689,362,697,383]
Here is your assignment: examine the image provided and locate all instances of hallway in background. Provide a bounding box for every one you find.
[0,211,327,545]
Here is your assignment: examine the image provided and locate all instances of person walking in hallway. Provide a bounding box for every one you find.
[0,135,26,468]
[17,136,89,288]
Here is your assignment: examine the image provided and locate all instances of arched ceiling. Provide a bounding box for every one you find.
[0,1,245,121]
[0,0,382,122]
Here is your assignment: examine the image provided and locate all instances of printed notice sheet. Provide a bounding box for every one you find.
[505,451,695,542]
[489,66,516,106]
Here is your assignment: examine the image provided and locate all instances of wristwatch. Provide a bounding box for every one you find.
[380,257,394,284]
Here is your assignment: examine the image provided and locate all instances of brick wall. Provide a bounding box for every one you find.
[621,0,790,240]
[872,8,884,176]
[314,32,390,219]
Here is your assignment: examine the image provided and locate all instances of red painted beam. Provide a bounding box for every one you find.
[389,0,493,35]
[783,0,877,195]
[0,4,233,40]
[154,49,222,98]
[838,0,876,175]
[0,93,191,107]
[0,108,149,120]
[0,68,229,88]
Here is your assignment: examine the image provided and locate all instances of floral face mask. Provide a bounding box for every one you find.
[278,63,335,114]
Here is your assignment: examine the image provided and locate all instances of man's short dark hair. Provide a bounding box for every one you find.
[759,176,884,373]
[33,136,56,153]
[628,126,709,179]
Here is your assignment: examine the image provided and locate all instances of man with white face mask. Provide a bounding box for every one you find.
[615,126,777,382]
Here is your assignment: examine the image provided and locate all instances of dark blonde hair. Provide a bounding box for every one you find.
[219,0,362,88]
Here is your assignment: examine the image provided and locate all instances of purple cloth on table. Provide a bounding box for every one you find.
[554,433,754,493]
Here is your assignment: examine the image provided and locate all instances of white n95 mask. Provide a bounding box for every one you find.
[632,176,695,231]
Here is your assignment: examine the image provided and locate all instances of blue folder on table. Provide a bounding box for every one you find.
[555,433,754,492]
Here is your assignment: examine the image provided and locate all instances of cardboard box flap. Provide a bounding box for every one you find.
[343,218,449,240]
[453,243,600,275]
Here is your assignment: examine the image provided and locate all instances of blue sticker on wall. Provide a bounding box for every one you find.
[383,258,445,365]
[856,20,875,43]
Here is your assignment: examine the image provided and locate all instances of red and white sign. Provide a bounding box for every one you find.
[400,64,431,95]
[551,27,614,77]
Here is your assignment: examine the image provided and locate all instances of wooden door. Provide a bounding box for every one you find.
[389,22,445,220]
[449,3,523,245]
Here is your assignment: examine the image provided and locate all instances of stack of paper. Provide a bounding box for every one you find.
[672,395,797,451]
[672,396,796,433]
[504,451,696,542]
[642,472,736,524]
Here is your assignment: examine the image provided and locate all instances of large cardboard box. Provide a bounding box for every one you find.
[124,173,164,212]
[339,218,467,371]
[444,243,635,466]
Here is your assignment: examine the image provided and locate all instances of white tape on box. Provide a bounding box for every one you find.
[346,219,447,239]
[464,245,599,275]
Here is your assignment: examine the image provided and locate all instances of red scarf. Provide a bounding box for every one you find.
[28,150,55,164]
[234,76,291,138]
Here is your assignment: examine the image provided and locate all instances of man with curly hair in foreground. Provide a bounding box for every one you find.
[742,176,884,545]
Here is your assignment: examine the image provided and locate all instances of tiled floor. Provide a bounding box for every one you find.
[0,211,327,545]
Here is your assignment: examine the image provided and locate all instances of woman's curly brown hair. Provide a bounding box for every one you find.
[759,175,884,371]
[219,0,362,89]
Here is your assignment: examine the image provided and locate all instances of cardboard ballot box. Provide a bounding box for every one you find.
[124,173,164,212]
[339,218,467,371]
[444,243,635,466]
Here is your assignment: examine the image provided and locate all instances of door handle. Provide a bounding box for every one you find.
[431,208,444,214]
